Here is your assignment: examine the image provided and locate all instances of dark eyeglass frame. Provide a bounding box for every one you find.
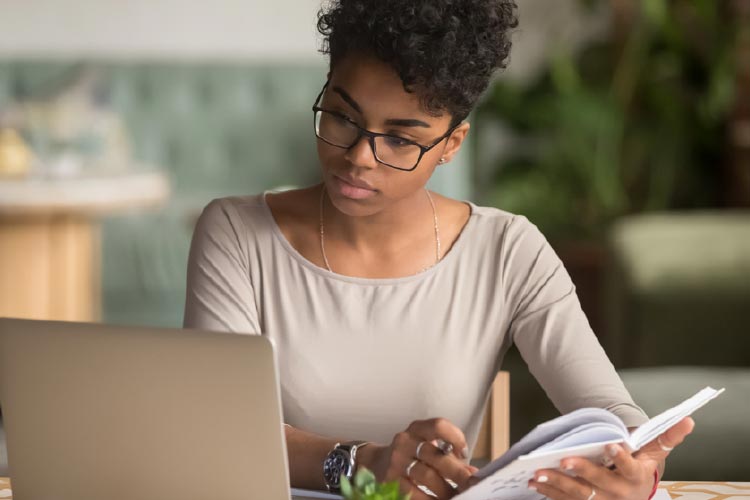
[311,81,459,172]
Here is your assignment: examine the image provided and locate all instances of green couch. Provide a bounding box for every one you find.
[620,366,749,480]
[605,212,750,368]
[608,213,750,479]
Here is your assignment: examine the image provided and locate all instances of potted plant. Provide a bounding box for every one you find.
[474,0,739,336]
[340,468,410,500]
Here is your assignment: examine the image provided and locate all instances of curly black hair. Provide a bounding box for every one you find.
[317,0,518,125]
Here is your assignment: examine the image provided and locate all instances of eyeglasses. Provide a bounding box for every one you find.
[311,81,458,172]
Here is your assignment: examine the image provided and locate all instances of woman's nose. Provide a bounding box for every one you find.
[344,135,379,169]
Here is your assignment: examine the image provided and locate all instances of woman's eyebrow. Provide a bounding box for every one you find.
[332,85,432,128]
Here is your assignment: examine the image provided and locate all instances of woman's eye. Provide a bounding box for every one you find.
[384,135,412,148]
[333,112,356,125]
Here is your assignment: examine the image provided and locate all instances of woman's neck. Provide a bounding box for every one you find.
[321,186,437,256]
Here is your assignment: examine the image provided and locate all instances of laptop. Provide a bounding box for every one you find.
[0,318,337,500]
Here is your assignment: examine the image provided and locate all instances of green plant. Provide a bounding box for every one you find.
[340,468,410,500]
[476,0,739,241]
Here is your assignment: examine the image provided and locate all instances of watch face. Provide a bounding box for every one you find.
[323,449,352,488]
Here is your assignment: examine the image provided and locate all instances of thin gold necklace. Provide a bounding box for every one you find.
[319,186,441,274]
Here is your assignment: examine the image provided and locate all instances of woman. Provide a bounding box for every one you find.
[183,1,694,499]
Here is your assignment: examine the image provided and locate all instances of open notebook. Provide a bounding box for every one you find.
[454,387,724,500]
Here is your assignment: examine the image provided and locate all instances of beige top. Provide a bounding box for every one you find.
[183,194,648,452]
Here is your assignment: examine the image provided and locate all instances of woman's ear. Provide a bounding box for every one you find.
[439,122,471,164]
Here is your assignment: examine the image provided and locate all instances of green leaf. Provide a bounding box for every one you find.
[642,0,667,28]
[340,476,353,499]
[355,467,376,490]
[340,468,410,500]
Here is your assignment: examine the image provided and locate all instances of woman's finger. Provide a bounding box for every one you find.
[530,469,597,500]
[529,474,591,500]
[416,441,474,491]
[636,417,695,460]
[606,444,642,481]
[560,455,627,496]
[398,476,437,500]
[404,459,454,499]
[407,418,470,460]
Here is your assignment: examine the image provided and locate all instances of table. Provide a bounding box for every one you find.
[0,170,169,322]
[0,478,747,500]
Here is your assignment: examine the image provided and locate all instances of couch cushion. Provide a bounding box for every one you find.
[619,366,750,480]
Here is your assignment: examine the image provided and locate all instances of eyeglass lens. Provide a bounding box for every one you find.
[315,110,422,170]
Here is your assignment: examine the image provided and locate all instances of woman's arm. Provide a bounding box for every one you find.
[183,198,261,333]
[285,425,344,489]
[499,216,680,499]
[286,420,476,499]
[500,216,648,426]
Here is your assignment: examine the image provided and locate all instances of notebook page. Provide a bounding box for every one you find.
[529,422,627,455]
[626,387,725,450]
[474,407,624,479]
[454,439,623,500]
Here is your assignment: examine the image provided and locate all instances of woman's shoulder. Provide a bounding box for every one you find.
[464,201,543,245]
[196,194,266,230]
[195,188,318,247]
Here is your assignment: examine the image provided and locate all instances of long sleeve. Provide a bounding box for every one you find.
[501,216,648,427]
[183,198,261,335]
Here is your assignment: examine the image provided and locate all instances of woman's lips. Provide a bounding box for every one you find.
[332,175,378,200]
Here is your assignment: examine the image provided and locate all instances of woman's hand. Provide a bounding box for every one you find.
[357,418,478,500]
[527,417,695,500]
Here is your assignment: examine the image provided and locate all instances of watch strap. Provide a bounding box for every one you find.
[323,440,371,492]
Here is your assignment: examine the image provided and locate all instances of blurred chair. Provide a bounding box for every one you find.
[606,212,750,479]
[472,371,510,465]
[0,411,5,476]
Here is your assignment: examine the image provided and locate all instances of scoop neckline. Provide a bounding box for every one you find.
[259,191,478,286]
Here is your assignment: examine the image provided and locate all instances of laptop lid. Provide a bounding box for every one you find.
[0,318,291,500]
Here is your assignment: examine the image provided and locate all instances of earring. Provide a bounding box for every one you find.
[438,157,446,164]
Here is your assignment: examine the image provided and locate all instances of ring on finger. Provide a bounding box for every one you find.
[587,487,597,500]
[406,459,419,479]
[415,441,426,460]
[657,436,674,452]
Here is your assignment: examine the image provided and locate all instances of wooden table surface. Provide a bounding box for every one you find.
[0,478,748,500]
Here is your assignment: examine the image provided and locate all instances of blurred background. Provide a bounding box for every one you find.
[0,0,748,480]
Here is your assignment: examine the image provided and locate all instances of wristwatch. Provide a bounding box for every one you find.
[322,441,370,492]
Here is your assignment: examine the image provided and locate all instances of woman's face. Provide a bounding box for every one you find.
[316,53,469,217]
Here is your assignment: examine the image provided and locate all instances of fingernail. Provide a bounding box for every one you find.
[537,475,548,483]
[562,462,574,471]
[461,447,470,459]
[608,444,619,457]
[528,485,537,491]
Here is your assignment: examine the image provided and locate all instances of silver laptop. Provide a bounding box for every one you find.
[0,318,315,500]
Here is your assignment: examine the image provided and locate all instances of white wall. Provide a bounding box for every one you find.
[0,0,599,69]
[0,0,322,61]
